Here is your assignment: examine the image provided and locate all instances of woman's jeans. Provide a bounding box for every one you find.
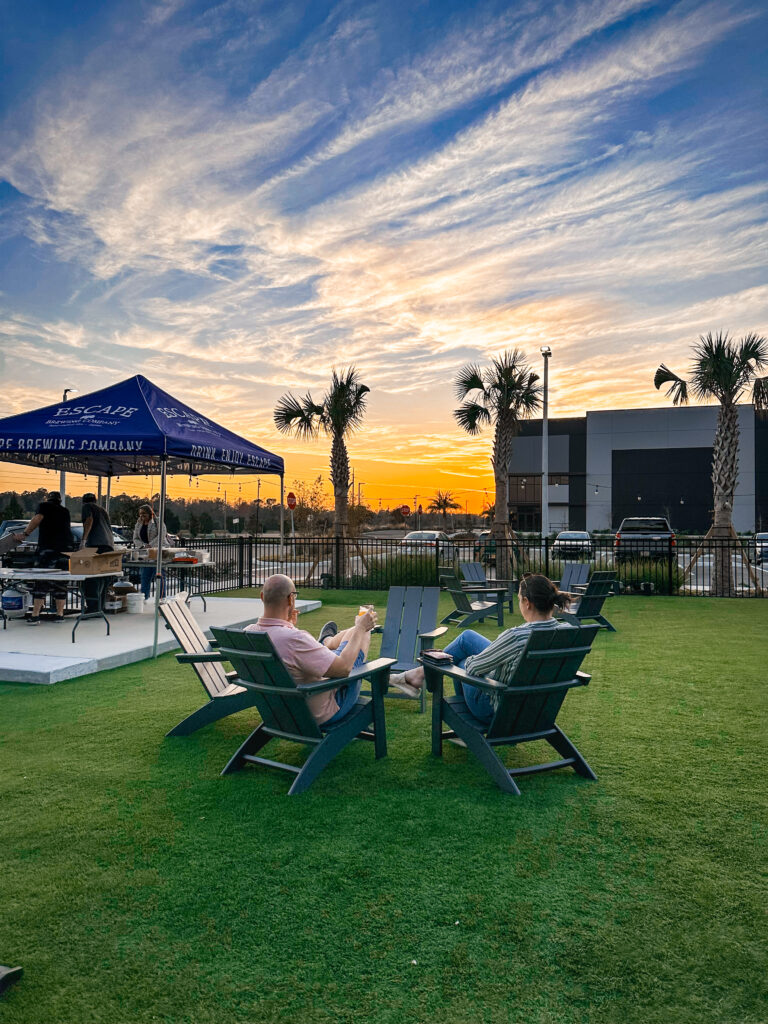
[322,641,366,725]
[140,566,166,601]
[443,629,494,722]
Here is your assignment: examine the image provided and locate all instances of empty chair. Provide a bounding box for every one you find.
[160,594,260,736]
[370,586,447,712]
[459,561,515,612]
[557,570,617,631]
[439,567,505,629]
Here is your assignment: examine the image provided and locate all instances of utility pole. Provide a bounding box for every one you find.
[357,481,364,506]
[254,477,261,535]
[59,388,78,505]
[540,346,551,540]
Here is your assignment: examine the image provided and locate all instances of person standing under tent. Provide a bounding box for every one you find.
[80,492,115,613]
[132,504,168,600]
[15,491,72,624]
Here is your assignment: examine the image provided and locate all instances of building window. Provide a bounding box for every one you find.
[548,474,569,486]
[508,475,540,503]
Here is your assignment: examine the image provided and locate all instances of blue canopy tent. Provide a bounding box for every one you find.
[0,374,284,654]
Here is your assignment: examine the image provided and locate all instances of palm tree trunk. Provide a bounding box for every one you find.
[711,402,739,596]
[330,431,349,579]
[491,418,514,579]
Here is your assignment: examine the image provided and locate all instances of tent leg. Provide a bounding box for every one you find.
[279,474,285,562]
[152,457,168,658]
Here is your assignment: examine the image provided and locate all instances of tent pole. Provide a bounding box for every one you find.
[105,477,112,515]
[152,457,168,658]
[279,474,285,562]
[97,476,102,505]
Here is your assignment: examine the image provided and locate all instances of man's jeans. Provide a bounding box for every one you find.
[322,640,366,725]
[443,629,494,722]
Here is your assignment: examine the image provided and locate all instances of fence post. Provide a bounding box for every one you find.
[544,535,550,578]
[237,536,245,589]
[435,540,442,586]
[247,537,253,589]
[667,537,674,595]
[335,535,342,588]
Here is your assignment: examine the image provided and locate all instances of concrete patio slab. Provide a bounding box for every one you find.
[0,596,322,685]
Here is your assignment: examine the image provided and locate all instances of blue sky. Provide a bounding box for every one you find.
[0,0,766,507]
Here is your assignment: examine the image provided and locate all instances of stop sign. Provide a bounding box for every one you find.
[286,492,297,510]
[401,505,411,516]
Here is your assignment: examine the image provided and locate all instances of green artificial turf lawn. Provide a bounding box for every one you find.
[1,592,766,1024]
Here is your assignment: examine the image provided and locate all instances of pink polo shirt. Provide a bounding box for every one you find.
[245,616,340,724]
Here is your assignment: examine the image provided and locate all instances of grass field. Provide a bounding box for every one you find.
[1,591,766,1024]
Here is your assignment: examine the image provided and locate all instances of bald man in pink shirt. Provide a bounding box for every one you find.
[245,574,377,725]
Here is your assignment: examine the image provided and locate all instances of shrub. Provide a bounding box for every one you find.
[362,554,439,588]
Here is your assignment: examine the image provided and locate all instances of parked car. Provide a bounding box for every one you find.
[399,530,457,561]
[614,517,675,563]
[0,519,28,537]
[552,530,592,559]
[753,532,768,565]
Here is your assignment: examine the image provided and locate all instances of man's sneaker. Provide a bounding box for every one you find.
[317,621,338,644]
[52,614,65,622]
[26,616,41,626]
[388,673,420,698]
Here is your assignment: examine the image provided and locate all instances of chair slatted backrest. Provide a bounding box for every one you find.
[210,627,323,739]
[160,597,232,697]
[560,562,589,592]
[460,562,487,586]
[379,586,440,665]
[575,571,616,618]
[486,624,599,740]
[439,569,477,612]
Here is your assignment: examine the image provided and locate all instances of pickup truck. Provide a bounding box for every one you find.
[614,517,675,563]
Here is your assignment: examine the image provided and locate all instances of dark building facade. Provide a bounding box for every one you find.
[508,405,766,533]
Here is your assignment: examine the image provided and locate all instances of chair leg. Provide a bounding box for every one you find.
[289,704,373,795]
[370,683,388,760]
[596,615,616,632]
[442,703,521,795]
[547,725,597,780]
[431,678,444,757]
[221,723,273,775]
[166,692,257,737]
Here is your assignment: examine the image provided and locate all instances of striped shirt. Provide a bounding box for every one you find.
[464,618,563,687]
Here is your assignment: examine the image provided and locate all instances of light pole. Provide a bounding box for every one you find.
[540,347,551,541]
[59,388,78,505]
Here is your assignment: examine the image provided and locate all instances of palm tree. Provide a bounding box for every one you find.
[454,350,541,576]
[427,489,461,527]
[274,368,370,543]
[654,331,767,595]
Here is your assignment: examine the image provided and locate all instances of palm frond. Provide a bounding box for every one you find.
[453,363,484,400]
[273,392,320,438]
[322,367,370,435]
[454,401,491,435]
[738,331,768,370]
[653,364,689,405]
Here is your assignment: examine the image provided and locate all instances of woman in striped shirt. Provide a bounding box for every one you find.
[389,574,573,722]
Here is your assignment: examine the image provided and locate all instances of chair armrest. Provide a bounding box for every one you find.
[420,660,506,695]
[419,626,449,642]
[298,657,398,694]
[176,651,225,664]
[225,670,239,681]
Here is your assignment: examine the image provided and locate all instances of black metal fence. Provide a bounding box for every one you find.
[157,535,766,598]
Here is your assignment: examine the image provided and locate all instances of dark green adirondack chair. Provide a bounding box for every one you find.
[459,562,516,612]
[160,595,261,736]
[423,623,600,794]
[556,562,590,593]
[368,586,447,712]
[196,626,395,794]
[439,567,506,628]
[557,570,616,631]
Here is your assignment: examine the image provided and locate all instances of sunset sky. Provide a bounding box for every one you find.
[1,0,766,513]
